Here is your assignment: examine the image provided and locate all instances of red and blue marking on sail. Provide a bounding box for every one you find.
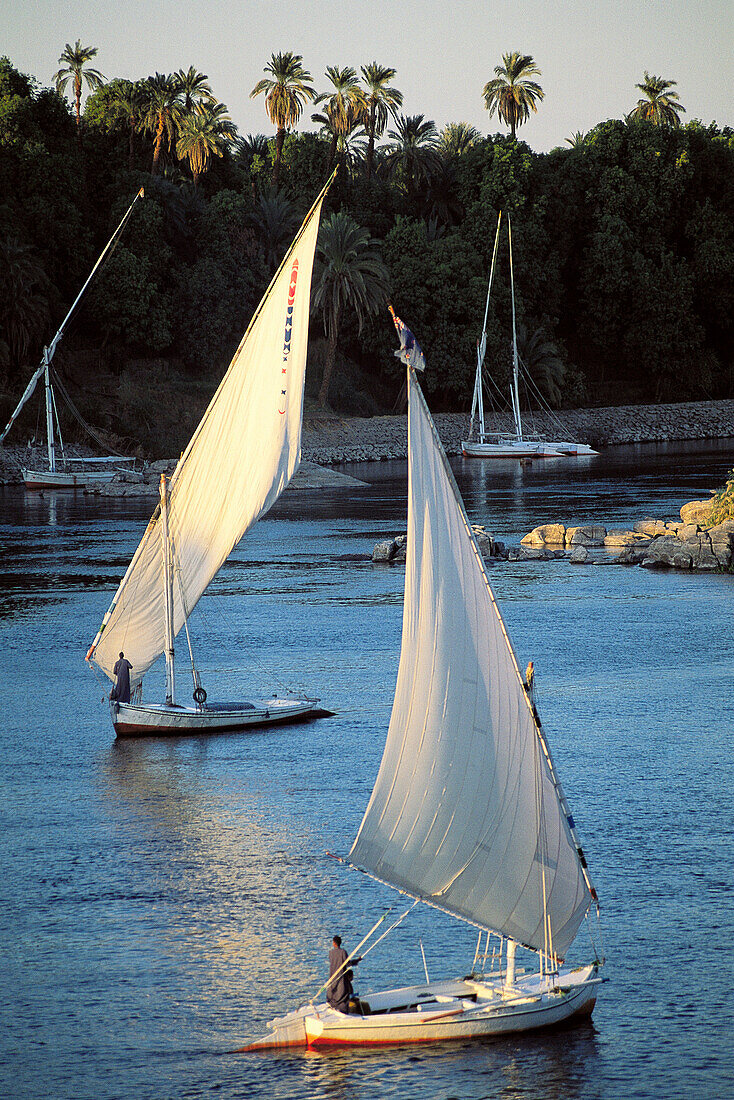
[279,259,299,414]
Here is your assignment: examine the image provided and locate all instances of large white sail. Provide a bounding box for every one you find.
[350,367,591,957]
[88,187,328,685]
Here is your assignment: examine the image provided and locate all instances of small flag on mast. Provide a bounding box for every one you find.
[389,304,426,373]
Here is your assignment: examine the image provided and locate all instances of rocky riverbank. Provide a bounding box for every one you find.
[373,498,734,572]
[302,399,734,465]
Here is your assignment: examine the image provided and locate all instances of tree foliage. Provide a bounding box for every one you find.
[0,54,732,429]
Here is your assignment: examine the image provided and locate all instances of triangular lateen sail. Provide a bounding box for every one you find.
[87,182,330,685]
[350,365,592,957]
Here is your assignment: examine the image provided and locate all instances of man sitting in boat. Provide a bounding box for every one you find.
[327,936,361,1013]
[111,652,133,704]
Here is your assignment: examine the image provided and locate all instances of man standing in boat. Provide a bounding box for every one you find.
[112,652,133,704]
[327,935,359,1013]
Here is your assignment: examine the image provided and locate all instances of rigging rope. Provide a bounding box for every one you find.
[49,368,131,458]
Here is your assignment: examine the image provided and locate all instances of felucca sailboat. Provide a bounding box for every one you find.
[462,211,597,459]
[243,312,603,1048]
[0,189,145,488]
[86,178,334,737]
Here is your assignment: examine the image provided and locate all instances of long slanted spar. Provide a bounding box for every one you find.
[86,175,333,713]
[240,323,602,1050]
[1,189,145,486]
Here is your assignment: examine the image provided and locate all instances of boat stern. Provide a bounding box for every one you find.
[236,1005,318,1051]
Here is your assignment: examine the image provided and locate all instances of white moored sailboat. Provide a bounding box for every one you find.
[243,314,603,1049]
[86,178,334,738]
[462,212,597,459]
[0,190,145,488]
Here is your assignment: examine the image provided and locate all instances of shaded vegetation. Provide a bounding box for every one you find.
[0,52,732,458]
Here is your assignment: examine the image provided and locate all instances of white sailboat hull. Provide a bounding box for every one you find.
[461,439,598,459]
[111,697,331,737]
[23,465,123,489]
[241,964,600,1050]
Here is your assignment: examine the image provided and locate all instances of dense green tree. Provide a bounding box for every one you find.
[312,212,390,406]
[250,52,315,187]
[0,234,50,378]
[439,122,481,159]
[381,217,485,401]
[360,63,403,180]
[382,114,441,201]
[53,40,105,135]
[175,190,267,371]
[248,191,300,270]
[482,52,544,139]
[629,72,686,127]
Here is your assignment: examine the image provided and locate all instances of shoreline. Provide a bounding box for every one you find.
[302,399,734,465]
[2,399,733,485]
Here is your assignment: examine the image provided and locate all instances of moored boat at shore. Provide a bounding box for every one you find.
[0,190,144,489]
[462,212,597,460]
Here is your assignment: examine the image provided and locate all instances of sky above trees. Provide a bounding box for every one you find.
[5,0,732,151]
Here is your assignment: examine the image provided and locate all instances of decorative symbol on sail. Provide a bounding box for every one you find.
[279,259,299,415]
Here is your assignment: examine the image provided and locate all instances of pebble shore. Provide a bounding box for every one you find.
[301,399,734,465]
[2,399,733,487]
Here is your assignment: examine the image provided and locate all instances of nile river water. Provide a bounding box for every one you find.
[1,440,733,1100]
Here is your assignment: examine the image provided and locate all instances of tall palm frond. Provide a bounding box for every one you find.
[381,114,441,197]
[312,212,390,406]
[250,52,315,186]
[628,72,686,127]
[175,67,215,112]
[53,40,105,131]
[482,52,544,139]
[313,66,367,170]
[138,73,185,175]
[439,121,481,160]
[176,102,236,185]
[360,62,403,179]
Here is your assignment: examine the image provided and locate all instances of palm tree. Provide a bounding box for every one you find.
[311,100,366,174]
[438,121,481,159]
[382,114,441,198]
[176,102,236,186]
[628,72,686,127]
[248,192,300,270]
[250,52,315,186]
[360,63,403,179]
[566,130,586,147]
[312,212,390,407]
[139,73,184,175]
[313,66,367,170]
[111,80,145,170]
[482,52,544,139]
[175,67,215,112]
[517,324,565,407]
[53,40,105,134]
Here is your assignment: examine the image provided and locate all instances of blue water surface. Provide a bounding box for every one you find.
[1,439,733,1100]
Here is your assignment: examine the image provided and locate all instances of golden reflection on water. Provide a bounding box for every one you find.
[99,738,332,1036]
